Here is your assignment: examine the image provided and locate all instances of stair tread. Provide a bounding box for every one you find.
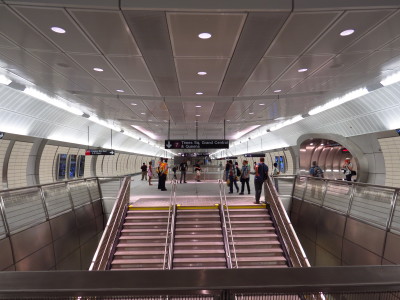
[236,256,287,262]
[174,249,226,254]
[234,248,283,254]
[117,243,165,247]
[175,234,223,238]
[112,258,163,264]
[176,221,221,224]
[232,234,277,238]
[119,236,166,240]
[176,228,221,232]
[175,241,224,246]
[122,228,167,233]
[115,250,165,255]
[230,241,280,245]
[174,257,226,263]
[124,222,168,225]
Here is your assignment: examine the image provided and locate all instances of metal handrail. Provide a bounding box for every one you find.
[167,205,177,270]
[264,176,310,268]
[89,176,131,271]
[218,179,233,269]
[219,179,238,268]
[163,179,177,270]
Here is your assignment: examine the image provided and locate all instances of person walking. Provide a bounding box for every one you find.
[228,160,239,194]
[272,162,280,192]
[225,161,230,181]
[179,160,188,183]
[172,165,177,180]
[239,160,250,195]
[159,158,168,191]
[141,163,147,181]
[342,158,354,181]
[254,158,269,204]
[147,161,153,186]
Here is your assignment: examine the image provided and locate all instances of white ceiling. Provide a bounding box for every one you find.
[0,0,400,142]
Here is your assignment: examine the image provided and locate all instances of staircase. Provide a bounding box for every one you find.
[173,208,227,269]
[110,209,170,270]
[225,206,288,268]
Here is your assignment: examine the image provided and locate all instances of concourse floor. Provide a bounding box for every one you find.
[129,174,263,207]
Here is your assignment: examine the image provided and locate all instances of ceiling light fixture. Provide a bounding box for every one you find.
[196,92,203,95]
[340,29,355,36]
[93,67,104,72]
[198,33,212,39]
[131,125,158,139]
[197,71,207,75]
[298,68,308,73]
[196,115,200,117]
[381,70,400,86]
[51,26,66,34]
[249,112,254,114]
[274,89,282,93]
[116,89,124,93]
[195,105,202,108]
[141,113,145,115]
[131,103,137,106]
[259,103,265,106]
[0,75,12,85]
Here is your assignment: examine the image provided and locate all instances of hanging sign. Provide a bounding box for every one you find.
[85,149,115,155]
[244,153,266,157]
[165,140,229,149]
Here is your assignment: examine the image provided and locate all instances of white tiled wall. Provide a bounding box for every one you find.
[0,140,10,190]
[379,137,400,187]
[96,155,104,176]
[8,141,33,188]
[39,145,58,184]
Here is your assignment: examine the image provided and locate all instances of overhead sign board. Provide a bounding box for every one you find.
[165,140,229,149]
[85,149,115,156]
[244,153,266,157]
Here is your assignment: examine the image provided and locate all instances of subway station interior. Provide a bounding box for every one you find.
[1,0,400,299]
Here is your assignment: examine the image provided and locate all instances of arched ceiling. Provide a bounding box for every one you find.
[0,0,400,145]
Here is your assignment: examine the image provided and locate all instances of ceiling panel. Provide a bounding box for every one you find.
[345,49,400,75]
[288,77,332,94]
[267,12,341,57]
[238,81,273,96]
[225,100,255,120]
[129,81,161,97]
[279,54,334,80]
[383,36,400,50]
[164,100,185,123]
[264,78,304,94]
[175,58,229,82]
[95,78,134,95]
[13,6,100,54]
[344,10,400,53]
[167,12,245,57]
[306,10,394,55]
[68,53,123,80]
[0,5,59,52]
[209,100,232,123]
[179,82,221,97]
[0,34,18,48]
[69,9,141,56]
[107,56,154,81]
[248,56,297,81]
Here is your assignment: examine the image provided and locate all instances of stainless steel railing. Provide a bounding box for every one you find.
[164,179,177,270]
[218,179,238,268]
[264,176,310,268]
[89,176,131,271]
[218,179,233,269]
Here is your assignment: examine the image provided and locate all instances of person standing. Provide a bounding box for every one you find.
[147,161,153,186]
[194,161,202,182]
[239,160,250,195]
[272,162,280,192]
[254,158,269,204]
[309,161,324,178]
[157,158,163,190]
[179,160,188,183]
[172,165,177,180]
[225,161,230,181]
[228,160,239,194]
[159,158,168,191]
[342,158,354,181]
[141,163,147,181]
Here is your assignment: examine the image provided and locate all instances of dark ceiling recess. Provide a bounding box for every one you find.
[123,10,180,96]
[218,12,289,96]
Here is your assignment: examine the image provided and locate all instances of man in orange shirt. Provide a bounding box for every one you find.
[159,158,169,191]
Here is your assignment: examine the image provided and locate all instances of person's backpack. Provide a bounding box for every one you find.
[311,166,324,178]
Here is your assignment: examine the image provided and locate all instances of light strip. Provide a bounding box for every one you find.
[309,88,369,116]
[270,115,303,131]
[131,125,158,140]
[232,125,260,139]
[380,71,400,86]
[24,87,84,116]
[89,115,121,132]
[0,75,12,85]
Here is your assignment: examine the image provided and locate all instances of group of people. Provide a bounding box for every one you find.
[225,158,274,204]
[309,158,355,181]
[140,159,203,191]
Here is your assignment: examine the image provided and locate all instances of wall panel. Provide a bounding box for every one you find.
[379,136,400,187]
[0,139,10,190]
[8,141,33,188]
[39,145,58,184]
[96,155,104,176]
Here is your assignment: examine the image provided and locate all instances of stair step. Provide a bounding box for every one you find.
[178,214,220,218]
[121,229,167,235]
[175,234,223,239]
[174,257,226,263]
[111,266,164,270]
[230,240,280,246]
[230,220,273,225]
[175,241,224,246]
[173,266,226,269]
[227,214,269,218]
[119,235,166,240]
[125,216,169,221]
[232,234,277,238]
[234,248,283,254]
[115,250,164,256]
[174,249,226,255]
[235,264,288,269]
[127,211,170,215]
[112,258,163,264]
[175,228,222,232]
[236,256,287,262]
[176,220,221,225]
[124,222,168,226]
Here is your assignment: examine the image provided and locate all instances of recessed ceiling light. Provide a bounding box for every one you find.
[196,115,201,117]
[340,29,355,36]
[310,143,314,146]
[116,89,124,93]
[321,143,324,146]
[274,89,282,93]
[249,112,254,115]
[259,103,265,106]
[51,26,66,34]
[197,71,207,75]
[131,103,137,106]
[196,92,203,95]
[198,33,212,39]
[298,68,308,73]
[93,67,103,72]
[226,120,230,122]
[141,113,145,115]
[195,105,202,108]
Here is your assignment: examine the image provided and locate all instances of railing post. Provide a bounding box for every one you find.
[65,182,75,211]
[320,179,329,207]
[84,179,94,203]
[386,189,399,231]
[346,182,356,216]
[0,196,10,236]
[39,187,50,221]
